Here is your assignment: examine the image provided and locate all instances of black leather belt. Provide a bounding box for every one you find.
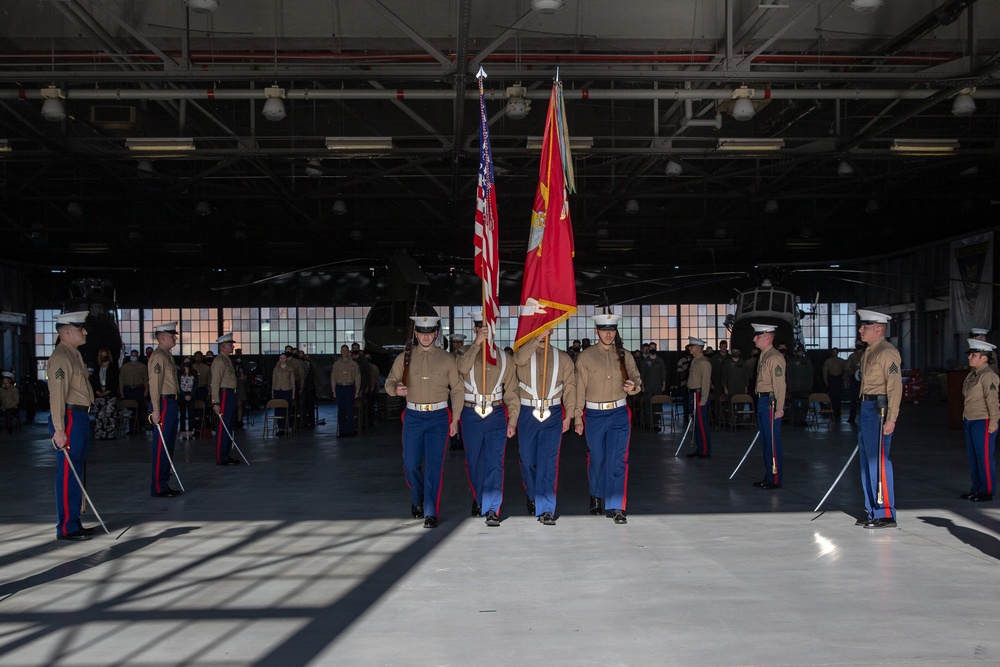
[66,404,90,412]
[336,383,355,387]
[159,394,177,399]
[757,392,773,397]
[862,394,886,401]
[464,400,504,409]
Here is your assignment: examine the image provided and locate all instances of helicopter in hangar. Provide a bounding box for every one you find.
[361,252,437,369]
[724,279,810,355]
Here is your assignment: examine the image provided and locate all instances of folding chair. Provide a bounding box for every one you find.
[117,399,138,438]
[728,393,756,431]
[807,392,834,430]
[650,395,676,432]
[263,399,289,438]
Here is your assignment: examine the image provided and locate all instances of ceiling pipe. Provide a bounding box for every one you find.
[3,87,999,103]
[679,81,723,130]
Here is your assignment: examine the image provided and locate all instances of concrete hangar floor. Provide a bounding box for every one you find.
[0,401,997,666]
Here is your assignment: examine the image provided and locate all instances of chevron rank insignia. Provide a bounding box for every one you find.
[153,363,161,374]
[889,362,899,375]
[53,368,65,380]
[990,382,997,393]
[774,366,783,377]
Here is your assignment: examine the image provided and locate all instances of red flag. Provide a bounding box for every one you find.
[474,73,500,364]
[514,80,577,350]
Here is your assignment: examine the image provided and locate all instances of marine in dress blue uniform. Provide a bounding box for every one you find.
[331,345,361,437]
[856,309,902,528]
[148,322,182,497]
[513,329,576,525]
[457,311,518,526]
[751,324,786,489]
[384,316,464,528]
[961,339,999,501]
[574,313,642,524]
[47,311,97,541]
[685,337,713,458]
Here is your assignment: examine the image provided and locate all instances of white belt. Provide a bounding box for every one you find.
[521,397,561,407]
[585,398,626,411]
[464,392,502,403]
[406,401,448,412]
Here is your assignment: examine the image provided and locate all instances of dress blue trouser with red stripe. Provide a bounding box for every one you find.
[336,384,356,435]
[151,396,178,495]
[461,406,507,515]
[518,405,563,516]
[215,388,236,463]
[49,408,91,537]
[964,418,996,496]
[402,407,450,517]
[693,391,711,456]
[584,405,631,512]
[858,400,894,520]
[757,397,783,485]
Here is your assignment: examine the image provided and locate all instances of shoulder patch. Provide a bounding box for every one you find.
[889,362,899,375]
[774,365,783,377]
[53,367,65,381]
[990,382,997,393]
[153,362,162,374]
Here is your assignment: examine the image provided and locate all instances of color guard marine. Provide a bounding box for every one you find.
[384,316,464,528]
[513,327,576,525]
[456,310,518,526]
[574,313,642,524]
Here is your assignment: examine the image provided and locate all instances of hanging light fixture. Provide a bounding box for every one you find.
[186,0,219,13]
[665,160,683,176]
[332,200,348,215]
[625,199,640,214]
[837,160,854,177]
[951,92,976,117]
[67,202,83,217]
[505,85,531,120]
[40,87,66,122]
[305,159,323,177]
[730,86,756,122]
[261,85,286,121]
[764,199,778,214]
[531,0,564,13]
[865,199,880,214]
[849,0,884,13]
[195,201,212,216]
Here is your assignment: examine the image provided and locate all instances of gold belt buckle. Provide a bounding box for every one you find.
[602,401,615,410]
[420,403,434,412]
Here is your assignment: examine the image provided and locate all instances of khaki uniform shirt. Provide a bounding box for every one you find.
[963,364,999,425]
[754,346,787,409]
[119,360,148,392]
[688,354,713,405]
[845,349,864,381]
[331,358,361,395]
[513,338,577,422]
[193,361,212,389]
[0,384,19,410]
[457,344,519,423]
[573,343,642,419]
[384,345,464,414]
[47,342,95,431]
[148,347,179,408]
[286,357,304,390]
[859,336,903,423]
[272,364,297,396]
[822,356,846,386]
[451,343,468,359]
[210,354,237,404]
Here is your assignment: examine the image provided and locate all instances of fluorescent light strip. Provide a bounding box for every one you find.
[325,137,393,151]
[891,139,958,155]
[717,138,785,152]
[125,137,195,152]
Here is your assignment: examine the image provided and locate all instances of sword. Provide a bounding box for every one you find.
[149,414,185,492]
[814,445,859,513]
[674,395,694,456]
[770,397,778,475]
[876,405,886,505]
[51,439,109,535]
[729,431,760,480]
[218,415,251,466]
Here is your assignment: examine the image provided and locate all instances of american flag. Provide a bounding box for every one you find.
[474,71,500,365]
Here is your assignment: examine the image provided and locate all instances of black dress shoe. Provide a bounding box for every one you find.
[589,496,604,515]
[81,526,98,536]
[612,509,628,524]
[759,481,781,490]
[960,493,976,499]
[153,488,182,498]
[526,499,536,515]
[411,504,424,519]
[217,459,240,466]
[471,500,482,517]
[855,517,868,526]
[752,480,767,488]
[57,530,92,542]
[538,512,556,525]
[485,510,500,527]
[863,518,897,529]
[423,516,438,529]
[972,493,994,502]
[685,452,700,458]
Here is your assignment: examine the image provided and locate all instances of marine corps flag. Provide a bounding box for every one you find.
[474,68,500,365]
[514,78,577,350]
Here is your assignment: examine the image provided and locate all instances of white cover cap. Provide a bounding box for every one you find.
[751,323,776,334]
[216,333,234,344]
[857,309,891,324]
[154,321,179,334]
[54,311,88,326]
[967,339,997,353]
[411,315,441,331]
[592,313,622,329]
[687,336,706,347]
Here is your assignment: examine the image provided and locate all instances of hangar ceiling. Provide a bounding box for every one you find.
[1,0,998,278]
